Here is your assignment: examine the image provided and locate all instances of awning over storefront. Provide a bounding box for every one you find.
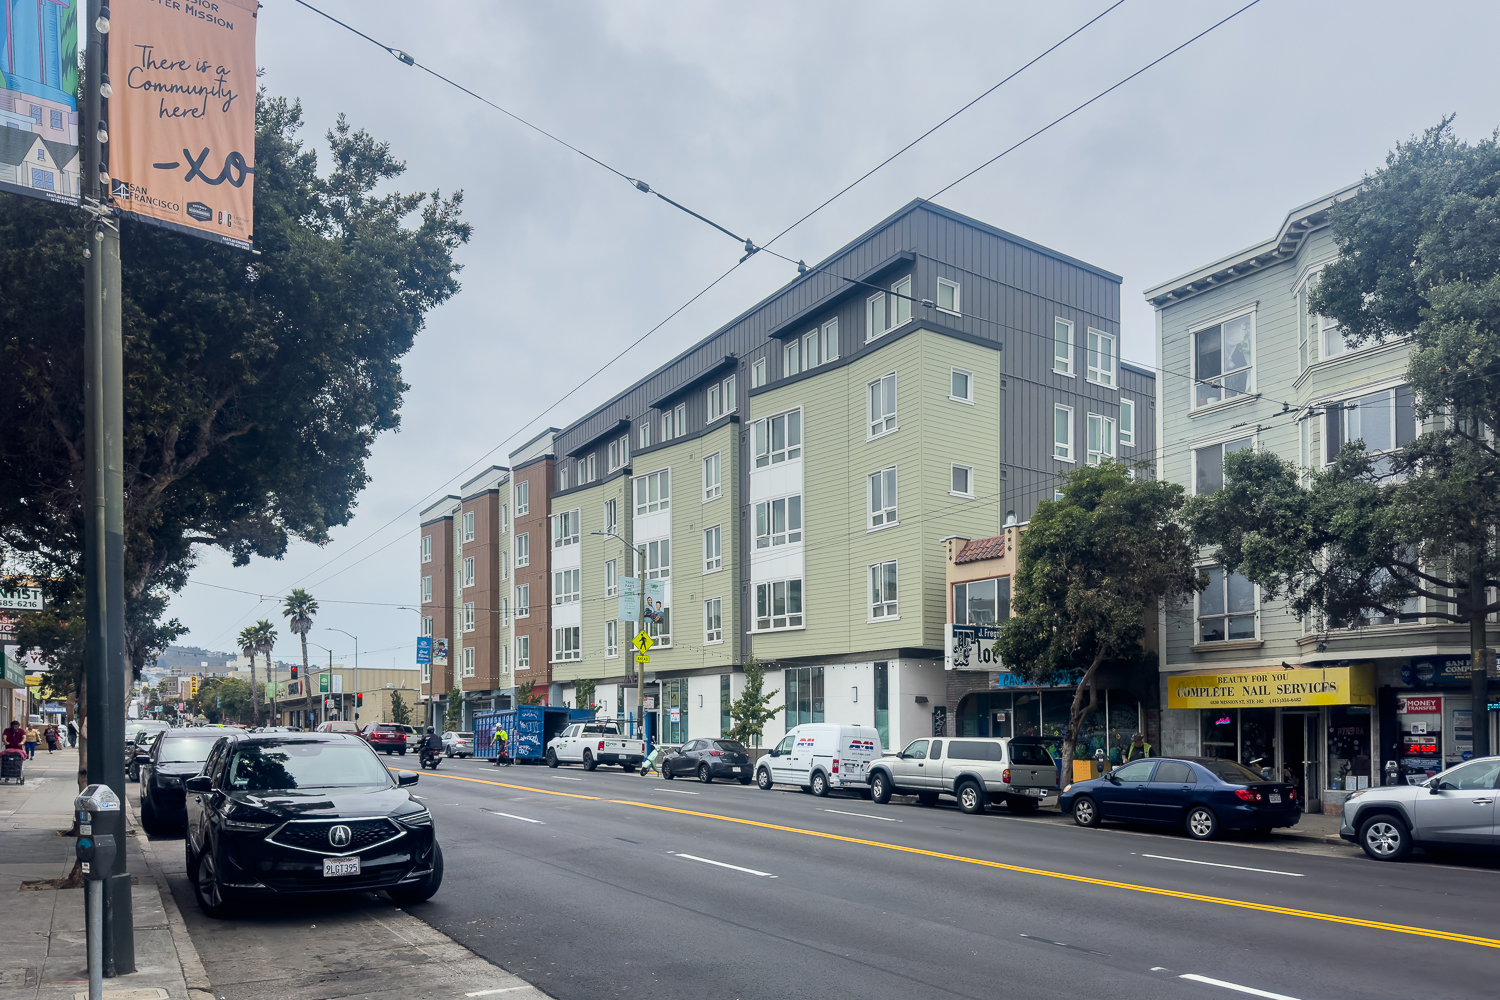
[1168,664,1375,709]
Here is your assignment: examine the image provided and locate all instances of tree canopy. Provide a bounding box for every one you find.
[0,91,470,680]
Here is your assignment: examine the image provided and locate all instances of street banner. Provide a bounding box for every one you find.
[617,578,639,622]
[0,0,82,205]
[319,672,329,694]
[433,638,448,667]
[415,636,432,664]
[109,0,257,248]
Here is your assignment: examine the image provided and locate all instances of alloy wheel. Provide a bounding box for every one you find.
[1365,821,1402,857]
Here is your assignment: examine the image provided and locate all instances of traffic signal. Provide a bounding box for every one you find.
[356,693,363,707]
[291,665,298,679]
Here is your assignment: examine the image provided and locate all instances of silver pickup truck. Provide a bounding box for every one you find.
[867,736,1058,814]
[545,722,647,772]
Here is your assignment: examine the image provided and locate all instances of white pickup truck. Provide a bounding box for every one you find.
[545,722,647,772]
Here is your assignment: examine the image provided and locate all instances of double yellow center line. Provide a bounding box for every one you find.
[400,768,1500,950]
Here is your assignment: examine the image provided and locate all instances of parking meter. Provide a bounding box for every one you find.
[1385,759,1399,786]
[75,784,120,1000]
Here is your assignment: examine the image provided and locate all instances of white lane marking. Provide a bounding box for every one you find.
[549,775,584,781]
[1139,853,1304,877]
[824,808,901,822]
[482,808,544,825]
[652,788,700,795]
[1179,973,1305,1000]
[465,987,531,997]
[674,852,777,878]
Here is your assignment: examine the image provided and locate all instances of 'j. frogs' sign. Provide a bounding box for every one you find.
[1168,665,1374,709]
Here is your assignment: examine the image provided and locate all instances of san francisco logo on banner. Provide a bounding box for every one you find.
[109,0,257,249]
[0,0,82,205]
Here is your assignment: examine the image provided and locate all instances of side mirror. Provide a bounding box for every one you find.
[1106,773,1121,785]
[398,772,419,787]
[184,775,212,793]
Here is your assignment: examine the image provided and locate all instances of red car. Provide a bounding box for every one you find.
[360,723,409,755]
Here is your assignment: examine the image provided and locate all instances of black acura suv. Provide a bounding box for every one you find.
[184,732,442,917]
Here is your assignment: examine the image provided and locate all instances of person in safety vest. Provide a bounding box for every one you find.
[1124,732,1153,761]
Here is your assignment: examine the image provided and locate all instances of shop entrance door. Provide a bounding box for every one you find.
[1282,712,1321,814]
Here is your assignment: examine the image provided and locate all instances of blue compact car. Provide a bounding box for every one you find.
[1059,757,1301,840]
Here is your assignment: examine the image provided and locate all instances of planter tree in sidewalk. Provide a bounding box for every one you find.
[995,462,1201,775]
[1184,120,1500,759]
[728,657,782,748]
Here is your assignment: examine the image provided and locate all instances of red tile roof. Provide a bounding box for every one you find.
[955,535,1008,564]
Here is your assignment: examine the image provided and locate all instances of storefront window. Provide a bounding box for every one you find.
[1105,691,1140,765]
[784,667,825,728]
[1327,705,1372,791]
[1201,710,1237,760]
[1200,707,1278,772]
[1013,692,1041,738]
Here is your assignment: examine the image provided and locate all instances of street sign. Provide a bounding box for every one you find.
[635,654,650,664]
[416,636,432,664]
[0,587,43,611]
[633,631,654,654]
[0,616,16,634]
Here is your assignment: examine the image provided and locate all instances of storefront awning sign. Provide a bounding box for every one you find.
[1168,664,1375,709]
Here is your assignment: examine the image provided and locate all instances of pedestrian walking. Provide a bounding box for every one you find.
[66,720,77,747]
[1124,732,1153,762]
[24,724,39,759]
[44,726,58,753]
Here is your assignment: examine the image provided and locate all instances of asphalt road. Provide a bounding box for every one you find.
[373,756,1499,1000]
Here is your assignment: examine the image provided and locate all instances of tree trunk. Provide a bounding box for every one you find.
[1470,568,1492,760]
[1059,646,1109,787]
[250,652,260,725]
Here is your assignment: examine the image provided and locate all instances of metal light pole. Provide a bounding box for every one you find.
[82,0,132,974]
[308,642,335,724]
[592,530,646,742]
[328,629,359,724]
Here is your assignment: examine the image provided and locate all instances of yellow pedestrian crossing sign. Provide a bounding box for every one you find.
[633,630,654,654]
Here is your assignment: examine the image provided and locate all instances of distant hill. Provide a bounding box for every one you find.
[155,645,236,670]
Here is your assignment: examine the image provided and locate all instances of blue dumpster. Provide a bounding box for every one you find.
[475,705,595,762]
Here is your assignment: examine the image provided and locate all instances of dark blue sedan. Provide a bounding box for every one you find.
[1059,757,1301,840]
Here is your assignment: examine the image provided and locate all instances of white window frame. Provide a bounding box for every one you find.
[1325,382,1416,471]
[1191,434,1256,496]
[552,509,580,548]
[515,481,529,516]
[634,468,670,515]
[421,576,432,604]
[553,568,581,605]
[784,337,802,378]
[420,535,432,563]
[461,646,476,678]
[1087,413,1116,466]
[462,511,475,542]
[515,532,529,568]
[1119,399,1136,448]
[1054,404,1075,462]
[708,381,724,421]
[501,550,509,581]
[463,602,476,633]
[517,635,531,670]
[751,358,767,389]
[557,464,569,491]
[1053,317,1074,376]
[1194,563,1259,645]
[462,556,475,589]
[422,664,431,684]
[605,559,619,598]
[868,372,898,439]
[514,584,530,618]
[608,435,630,472]
[552,626,581,663]
[753,408,803,468]
[638,419,653,450]
[703,525,722,572]
[865,276,912,342]
[606,620,619,659]
[950,367,974,404]
[868,467,897,529]
[1086,328,1116,388]
[950,464,975,497]
[936,278,960,316]
[820,319,839,364]
[661,402,687,441]
[604,498,617,536]
[500,503,509,533]
[703,452,722,502]
[644,538,671,580]
[501,644,509,671]
[704,598,723,645]
[755,494,804,549]
[421,616,433,637]
[1190,308,1257,410]
[500,597,509,626]
[869,560,899,620]
[753,578,805,632]
[725,373,737,412]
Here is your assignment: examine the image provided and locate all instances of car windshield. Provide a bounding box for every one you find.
[1197,759,1266,784]
[714,740,747,753]
[158,736,222,763]
[227,741,392,791]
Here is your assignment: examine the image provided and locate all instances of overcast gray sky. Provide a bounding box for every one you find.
[167,0,1500,668]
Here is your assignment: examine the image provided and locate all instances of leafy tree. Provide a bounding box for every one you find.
[444,686,464,731]
[728,657,781,748]
[282,588,318,701]
[0,91,470,682]
[574,678,597,711]
[1187,120,1500,757]
[996,463,1200,775]
[193,676,252,724]
[389,689,412,727]
[515,679,543,707]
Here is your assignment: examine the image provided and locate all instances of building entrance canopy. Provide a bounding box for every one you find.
[1168,665,1374,709]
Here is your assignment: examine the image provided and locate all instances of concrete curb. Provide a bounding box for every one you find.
[125,795,215,999]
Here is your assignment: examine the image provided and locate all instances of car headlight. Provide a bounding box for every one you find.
[222,804,278,832]
[1344,790,1367,803]
[395,808,432,828]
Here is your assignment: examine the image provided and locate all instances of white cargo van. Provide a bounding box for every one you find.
[754,724,884,797]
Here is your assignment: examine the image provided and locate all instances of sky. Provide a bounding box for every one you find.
[166,0,1500,669]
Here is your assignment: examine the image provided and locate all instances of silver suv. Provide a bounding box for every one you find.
[867,736,1057,814]
[1340,756,1500,861]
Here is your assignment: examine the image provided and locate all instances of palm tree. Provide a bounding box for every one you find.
[238,620,279,725]
[282,589,318,719]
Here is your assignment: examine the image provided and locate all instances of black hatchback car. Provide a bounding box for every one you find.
[140,729,241,835]
[1059,756,1301,840]
[184,732,441,917]
[662,738,753,783]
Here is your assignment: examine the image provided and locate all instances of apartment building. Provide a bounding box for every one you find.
[509,431,559,708]
[418,495,458,729]
[536,199,1153,752]
[1146,184,1500,815]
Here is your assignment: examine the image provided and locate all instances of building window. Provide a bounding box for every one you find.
[784,666,826,727]
[868,468,897,529]
[725,374,737,411]
[421,535,432,563]
[558,464,570,491]
[517,636,531,670]
[604,498,619,536]
[645,538,670,579]
[606,620,619,659]
[950,368,973,403]
[953,577,1010,624]
[662,403,687,442]
[721,674,732,735]
[950,464,974,496]
[462,511,475,542]
[501,644,510,671]
[639,419,653,450]
[820,319,839,364]
[552,509,580,547]
[647,603,673,648]
[755,495,803,548]
[1086,329,1116,388]
[704,525,722,572]
[1194,436,1254,495]
[1197,566,1256,643]
[609,435,630,472]
[553,568,581,605]
[1119,399,1136,448]
[462,557,475,588]
[501,550,509,581]
[421,576,432,603]
[705,598,723,644]
[754,579,804,631]
[421,616,433,637]
[552,627,581,662]
[1299,269,1349,368]
[578,453,597,485]
[1326,385,1416,477]
[634,469,670,515]
[605,559,619,598]
[1194,313,1253,407]
[869,561,899,619]
[500,503,509,533]
[1087,414,1116,466]
[751,358,767,389]
[50,109,63,130]
[936,278,960,315]
[708,382,724,421]
[1053,318,1074,375]
[1054,404,1074,462]
[463,603,476,632]
[866,276,912,342]
[516,532,530,567]
[461,647,476,678]
[703,452,721,501]
[516,481,529,515]
[753,408,802,467]
[515,584,530,618]
[422,664,432,684]
[868,373,898,438]
[500,597,510,625]
[784,337,802,378]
